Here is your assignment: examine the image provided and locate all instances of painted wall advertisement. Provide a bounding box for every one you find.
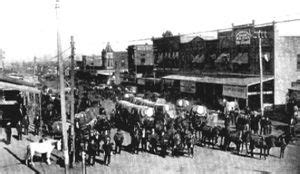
[180,81,196,93]
[223,85,247,99]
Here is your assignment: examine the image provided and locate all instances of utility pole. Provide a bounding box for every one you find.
[33,56,37,119]
[0,49,5,74]
[258,30,264,117]
[33,56,37,76]
[70,36,75,167]
[56,0,69,173]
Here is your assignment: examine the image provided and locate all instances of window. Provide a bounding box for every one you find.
[141,58,146,65]
[297,54,300,70]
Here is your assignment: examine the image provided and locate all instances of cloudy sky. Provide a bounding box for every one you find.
[0,0,300,62]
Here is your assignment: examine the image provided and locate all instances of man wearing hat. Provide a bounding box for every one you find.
[16,120,22,140]
[33,115,41,136]
[5,121,12,144]
[102,136,114,166]
[87,137,97,166]
[113,128,124,154]
[22,115,30,135]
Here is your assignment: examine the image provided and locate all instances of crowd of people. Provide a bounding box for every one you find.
[1,81,298,167]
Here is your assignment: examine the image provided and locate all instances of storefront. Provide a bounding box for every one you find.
[162,74,274,110]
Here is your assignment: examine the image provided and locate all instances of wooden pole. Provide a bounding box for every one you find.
[258,30,264,116]
[70,36,75,167]
[56,0,69,173]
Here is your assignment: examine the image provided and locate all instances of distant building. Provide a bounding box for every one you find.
[114,51,128,72]
[127,44,154,75]
[114,51,128,84]
[81,55,102,74]
[102,42,114,70]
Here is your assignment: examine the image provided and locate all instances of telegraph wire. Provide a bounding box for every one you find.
[109,18,300,45]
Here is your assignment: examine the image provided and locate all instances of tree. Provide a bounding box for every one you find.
[162,30,173,38]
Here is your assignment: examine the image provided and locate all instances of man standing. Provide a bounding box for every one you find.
[250,111,260,134]
[33,115,41,136]
[87,138,97,166]
[5,122,12,144]
[149,128,158,154]
[113,128,124,154]
[16,120,22,140]
[103,136,113,166]
[22,115,30,135]
[290,114,297,138]
[159,131,169,157]
[141,127,148,152]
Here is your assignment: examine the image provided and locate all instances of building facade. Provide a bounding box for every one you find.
[152,22,300,111]
[127,44,154,76]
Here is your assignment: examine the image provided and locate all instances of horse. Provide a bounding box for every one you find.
[191,115,207,143]
[216,126,230,148]
[25,138,61,166]
[184,130,195,157]
[154,119,165,135]
[243,132,268,159]
[264,133,290,158]
[171,132,182,156]
[201,125,220,148]
[223,130,243,154]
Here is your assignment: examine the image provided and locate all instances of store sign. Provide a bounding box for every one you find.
[223,85,247,99]
[235,30,251,45]
[180,81,196,94]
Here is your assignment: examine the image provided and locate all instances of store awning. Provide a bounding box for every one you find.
[0,81,40,93]
[192,54,205,64]
[289,86,300,91]
[215,53,230,63]
[162,74,274,87]
[232,53,249,64]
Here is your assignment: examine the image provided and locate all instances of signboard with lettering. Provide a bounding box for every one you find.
[235,30,252,45]
[223,85,247,99]
[180,81,196,94]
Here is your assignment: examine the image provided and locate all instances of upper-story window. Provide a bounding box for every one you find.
[297,54,300,70]
[141,58,146,65]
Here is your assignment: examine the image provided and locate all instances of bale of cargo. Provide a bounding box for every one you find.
[190,105,207,117]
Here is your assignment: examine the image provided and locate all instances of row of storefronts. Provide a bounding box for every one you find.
[145,21,300,111]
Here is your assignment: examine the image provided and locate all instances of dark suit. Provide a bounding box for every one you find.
[22,116,29,135]
[5,123,12,144]
[16,121,22,140]
[88,141,97,166]
[114,131,124,154]
[103,142,113,165]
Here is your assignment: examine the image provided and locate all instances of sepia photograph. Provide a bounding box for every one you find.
[0,0,300,173]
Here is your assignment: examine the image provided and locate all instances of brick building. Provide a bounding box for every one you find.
[127,44,154,75]
[153,21,300,111]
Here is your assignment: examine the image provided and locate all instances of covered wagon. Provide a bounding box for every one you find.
[116,100,154,118]
[190,105,208,117]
